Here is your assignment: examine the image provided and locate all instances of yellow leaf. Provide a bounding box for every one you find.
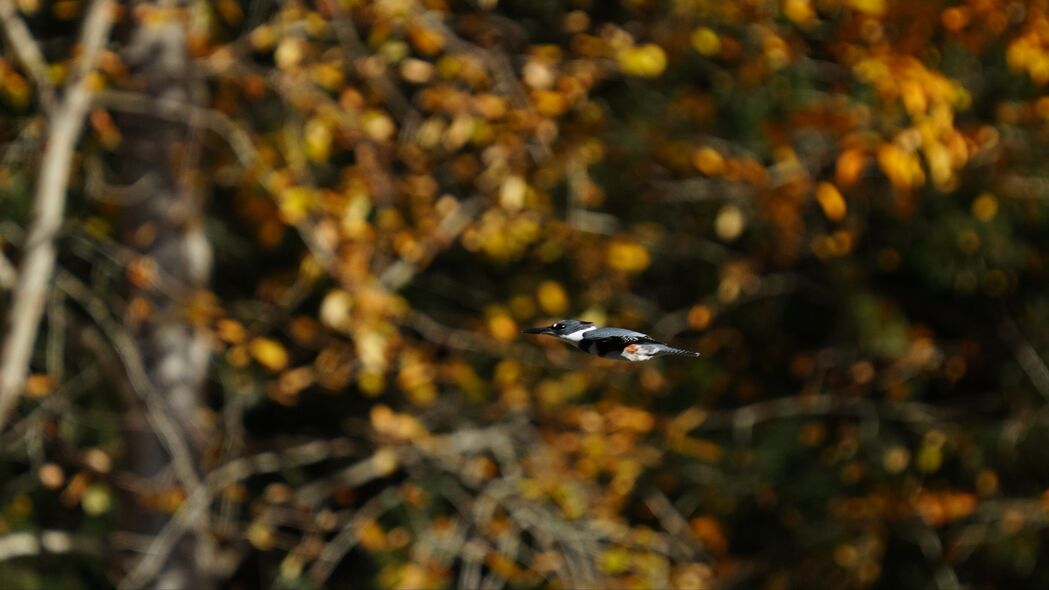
[486,553,520,579]
[370,405,426,441]
[277,186,314,224]
[815,182,847,222]
[320,290,354,332]
[304,118,332,163]
[784,0,816,26]
[835,148,867,187]
[500,175,527,211]
[971,193,998,222]
[247,521,276,550]
[690,516,728,554]
[3,71,30,108]
[714,204,745,242]
[916,444,943,473]
[846,0,885,16]
[607,241,651,273]
[358,520,387,551]
[227,345,250,368]
[38,464,64,489]
[687,305,713,330]
[357,370,386,396]
[378,563,429,590]
[361,110,395,142]
[280,555,304,580]
[488,313,518,342]
[356,329,389,372]
[24,374,53,398]
[883,446,910,473]
[249,337,289,372]
[84,448,112,474]
[275,38,304,71]
[378,40,409,64]
[16,0,39,14]
[617,44,667,78]
[51,0,79,20]
[1036,96,1049,119]
[925,141,953,187]
[400,58,434,84]
[407,23,445,56]
[692,147,725,176]
[599,548,631,575]
[372,447,399,476]
[900,80,927,115]
[81,484,112,516]
[276,367,315,401]
[250,25,275,51]
[215,319,246,344]
[537,281,569,315]
[89,108,120,149]
[877,144,923,189]
[690,27,721,57]
[217,0,243,24]
[532,89,567,116]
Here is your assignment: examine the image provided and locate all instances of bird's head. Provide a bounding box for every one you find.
[523,319,594,339]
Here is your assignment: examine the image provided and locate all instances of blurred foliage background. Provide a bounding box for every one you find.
[3,0,1049,588]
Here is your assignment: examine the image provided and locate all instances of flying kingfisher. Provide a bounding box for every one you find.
[524,319,700,362]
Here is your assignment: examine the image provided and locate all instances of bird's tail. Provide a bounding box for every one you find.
[658,345,701,358]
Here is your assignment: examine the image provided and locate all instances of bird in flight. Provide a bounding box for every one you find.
[524,319,700,362]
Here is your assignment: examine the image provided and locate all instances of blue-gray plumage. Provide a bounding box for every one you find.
[523,319,700,361]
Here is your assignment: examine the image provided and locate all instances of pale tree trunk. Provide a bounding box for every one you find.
[115,10,213,590]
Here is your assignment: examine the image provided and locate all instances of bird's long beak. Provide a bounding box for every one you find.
[523,326,554,335]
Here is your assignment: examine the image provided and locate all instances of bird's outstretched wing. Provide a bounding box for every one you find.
[582,327,656,341]
[579,327,662,357]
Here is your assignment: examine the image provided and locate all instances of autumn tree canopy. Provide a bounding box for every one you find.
[3,0,1049,588]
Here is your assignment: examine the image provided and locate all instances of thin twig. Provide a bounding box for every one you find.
[96,90,259,166]
[119,438,362,590]
[0,0,56,111]
[414,9,529,109]
[0,364,101,450]
[459,536,486,590]
[328,4,419,127]
[644,490,705,560]
[55,270,200,490]
[688,395,944,439]
[307,487,403,586]
[294,447,402,507]
[1000,313,1049,403]
[379,197,484,291]
[96,89,344,274]
[0,0,114,432]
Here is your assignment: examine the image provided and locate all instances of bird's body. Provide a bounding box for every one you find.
[524,320,700,361]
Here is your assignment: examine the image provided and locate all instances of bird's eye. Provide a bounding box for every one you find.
[553,323,564,330]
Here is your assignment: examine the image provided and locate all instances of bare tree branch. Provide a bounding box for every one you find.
[0,0,114,432]
[307,487,403,587]
[328,3,418,127]
[379,196,485,291]
[119,438,362,590]
[54,271,200,489]
[96,89,346,275]
[644,491,706,560]
[1000,313,1049,403]
[0,0,56,112]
